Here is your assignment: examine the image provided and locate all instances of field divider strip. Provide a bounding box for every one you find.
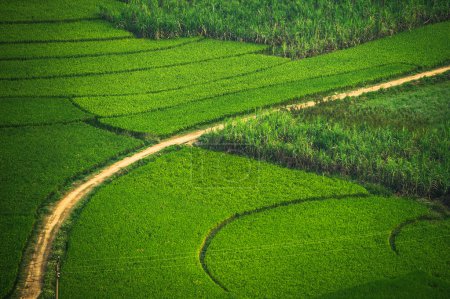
[0,38,204,62]
[0,36,132,45]
[0,60,290,99]
[0,17,100,25]
[0,51,266,81]
[19,65,450,299]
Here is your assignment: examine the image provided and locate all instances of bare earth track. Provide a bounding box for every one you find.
[20,65,450,298]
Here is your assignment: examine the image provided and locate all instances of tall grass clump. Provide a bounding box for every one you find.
[201,76,450,199]
[101,0,450,58]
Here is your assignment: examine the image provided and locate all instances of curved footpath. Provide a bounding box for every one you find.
[20,65,450,298]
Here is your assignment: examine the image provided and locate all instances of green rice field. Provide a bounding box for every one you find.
[0,0,449,297]
[57,148,450,298]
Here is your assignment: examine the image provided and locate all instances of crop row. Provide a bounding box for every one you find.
[74,21,450,119]
[0,20,132,43]
[0,0,124,22]
[0,39,266,80]
[101,63,411,137]
[0,54,285,97]
[0,37,199,61]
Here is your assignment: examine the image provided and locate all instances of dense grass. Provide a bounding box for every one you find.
[201,75,450,199]
[0,37,198,61]
[0,54,284,97]
[76,21,450,117]
[0,39,265,79]
[0,98,92,126]
[100,64,411,137]
[0,124,142,297]
[103,0,450,58]
[206,198,448,297]
[59,147,365,298]
[0,21,132,43]
[94,22,450,136]
[57,147,448,298]
[0,0,124,21]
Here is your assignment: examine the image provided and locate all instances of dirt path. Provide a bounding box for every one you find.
[20,65,449,298]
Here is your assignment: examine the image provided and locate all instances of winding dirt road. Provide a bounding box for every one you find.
[20,65,450,298]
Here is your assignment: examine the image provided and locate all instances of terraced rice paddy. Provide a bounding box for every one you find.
[58,148,450,298]
[0,0,449,297]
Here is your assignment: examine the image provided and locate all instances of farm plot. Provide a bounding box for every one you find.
[205,198,449,298]
[201,74,450,199]
[0,39,266,80]
[0,98,92,127]
[103,0,450,58]
[0,124,142,297]
[0,54,284,97]
[0,37,199,61]
[0,21,132,43]
[58,147,449,298]
[91,21,450,137]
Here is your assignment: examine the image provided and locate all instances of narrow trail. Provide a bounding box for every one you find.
[20,65,450,298]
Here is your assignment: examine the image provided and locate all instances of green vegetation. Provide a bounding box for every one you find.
[0,0,124,21]
[0,98,92,126]
[58,147,449,298]
[0,21,132,43]
[206,198,449,297]
[201,75,450,199]
[103,0,450,58]
[94,22,450,137]
[0,39,265,79]
[1,0,449,297]
[0,124,142,297]
[0,53,284,97]
[0,37,198,61]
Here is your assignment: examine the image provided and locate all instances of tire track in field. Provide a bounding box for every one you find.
[19,65,450,298]
[389,214,448,254]
[198,193,369,292]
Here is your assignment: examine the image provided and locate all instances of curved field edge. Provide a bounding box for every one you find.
[199,193,370,292]
[57,147,367,298]
[203,196,449,297]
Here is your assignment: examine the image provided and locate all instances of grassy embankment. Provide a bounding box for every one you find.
[103,0,450,58]
[58,147,449,298]
[201,75,450,200]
